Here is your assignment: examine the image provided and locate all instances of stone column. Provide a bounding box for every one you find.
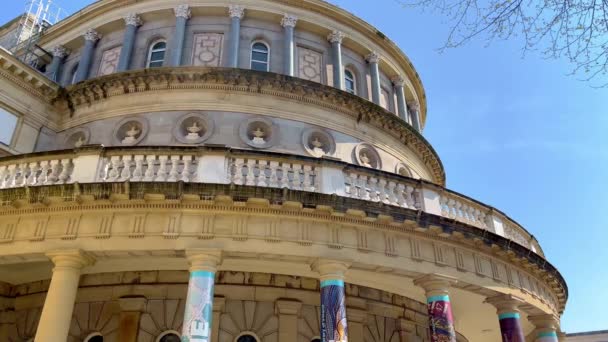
[74,29,101,83]
[212,296,225,342]
[328,30,345,90]
[181,249,222,341]
[392,75,408,123]
[281,14,298,76]
[312,259,350,342]
[276,299,302,341]
[528,314,560,342]
[414,274,457,342]
[227,5,245,68]
[34,250,94,342]
[171,4,191,67]
[48,45,69,82]
[346,306,367,342]
[366,51,381,105]
[485,294,526,342]
[117,13,142,72]
[407,101,422,132]
[117,296,147,342]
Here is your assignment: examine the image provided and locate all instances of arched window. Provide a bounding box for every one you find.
[156,331,181,342]
[147,40,167,68]
[344,68,356,94]
[84,332,103,342]
[236,334,259,342]
[250,41,270,72]
[311,339,321,342]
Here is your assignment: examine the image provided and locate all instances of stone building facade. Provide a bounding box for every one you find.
[0,1,567,341]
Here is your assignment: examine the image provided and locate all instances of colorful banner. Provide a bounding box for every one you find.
[427,295,456,342]
[320,279,348,342]
[536,331,558,342]
[498,312,525,342]
[181,271,215,342]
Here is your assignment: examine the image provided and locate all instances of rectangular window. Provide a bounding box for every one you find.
[0,108,18,146]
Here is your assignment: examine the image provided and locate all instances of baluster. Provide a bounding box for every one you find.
[120,156,132,181]
[348,173,359,198]
[477,209,486,228]
[378,178,388,203]
[257,160,268,187]
[38,161,50,185]
[167,156,180,182]
[280,163,290,188]
[466,206,476,224]
[57,159,72,183]
[359,175,369,200]
[387,181,397,205]
[302,165,313,191]
[107,156,120,181]
[181,156,193,182]
[268,161,279,187]
[368,177,379,201]
[26,162,39,185]
[446,199,456,218]
[0,165,7,189]
[454,200,463,220]
[439,195,448,216]
[47,160,60,184]
[143,155,156,181]
[156,155,169,181]
[292,164,303,190]
[404,185,415,209]
[16,163,28,187]
[132,155,145,181]
[232,158,244,185]
[395,183,406,207]
[245,159,256,186]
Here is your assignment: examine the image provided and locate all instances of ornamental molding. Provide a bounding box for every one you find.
[83,28,101,42]
[174,4,192,19]
[0,48,59,102]
[366,51,380,63]
[52,45,70,58]
[327,30,345,44]
[228,5,245,19]
[281,14,298,28]
[60,67,445,185]
[123,13,142,27]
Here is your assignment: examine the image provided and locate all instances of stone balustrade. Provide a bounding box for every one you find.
[0,146,542,255]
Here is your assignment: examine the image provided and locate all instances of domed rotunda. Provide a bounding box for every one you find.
[0,0,566,341]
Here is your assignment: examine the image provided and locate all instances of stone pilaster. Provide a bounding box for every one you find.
[181,249,222,341]
[212,296,225,342]
[328,30,345,90]
[34,250,95,342]
[171,5,192,67]
[117,296,147,342]
[281,14,298,76]
[312,259,350,342]
[414,274,457,342]
[276,298,303,341]
[366,51,381,105]
[117,13,142,72]
[528,314,560,342]
[74,29,101,83]
[485,294,526,342]
[227,5,245,68]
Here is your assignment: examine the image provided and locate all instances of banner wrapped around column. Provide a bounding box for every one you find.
[427,295,456,342]
[536,331,558,342]
[320,279,348,342]
[182,271,215,342]
[499,312,525,342]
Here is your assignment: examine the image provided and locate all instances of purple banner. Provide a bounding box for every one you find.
[427,295,456,342]
[498,313,525,342]
[320,279,348,342]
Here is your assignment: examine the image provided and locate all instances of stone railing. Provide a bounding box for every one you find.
[0,146,542,255]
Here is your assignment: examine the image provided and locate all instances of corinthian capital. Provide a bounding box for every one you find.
[174,4,192,19]
[366,51,380,63]
[124,13,142,26]
[327,30,345,44]
[83,28,101,42]
[228,5,245,19]
[407,100,420,112]
[281,14,298,28]
[391,75,405,87]
[52,45,70,58]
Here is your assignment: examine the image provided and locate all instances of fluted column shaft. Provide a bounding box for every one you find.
[74,29,101,83]
[227,6,245,68]
[48,46,69,82]
[117,13,142,72]
[34,250,94,342]
[281,14,298,76]
[486,295,526,342]
[171,5,191,67]
[392,76,408,122]
[181,249,222,341]
[328,31,345,90]
[414,274,457,342]
[313,259,350,342]
[367,52,381,105]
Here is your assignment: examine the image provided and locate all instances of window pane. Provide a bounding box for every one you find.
[251,51,268,62]
[0,108,18,145]
[344,70,353,79]
[153,42,166,50]
[149,61,163,68]
[345,79,355,94]
[252,43,268,52]
[251,61,268,71]
[150,51,165,61]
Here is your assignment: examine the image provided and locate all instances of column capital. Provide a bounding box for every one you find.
[366,51,380,63]
[528,313,560,330]
[52,45,70,58]
[185,248,222,273]
[275,298,302,315]
[83,28,101,42]
[327,30,345,44]
[174,4,192,19]
[311,259,351,281]
[46,249,95,269]
[228,5,245,19]
[413,274,457,297]
[407,100,420,111]
[118,296,147,312]
[484,294,525,314]
[124,13,142,27]
[391,75,406,87]
[281,14,298,28]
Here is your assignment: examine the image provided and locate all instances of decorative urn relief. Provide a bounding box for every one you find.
[354,143,382,169]
[113,117,149,146]
[302,128,336,157]
[174,112,214,144]
[64,128,90,148]
[239,117,277,149]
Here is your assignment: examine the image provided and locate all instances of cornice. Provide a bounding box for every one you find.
[0,181,568,314]
[59,67,445,185]
[0,48,59,102]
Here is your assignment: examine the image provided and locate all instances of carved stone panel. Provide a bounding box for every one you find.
[298,47,322,82]
[98,46,122,76]
[192,33,224,67]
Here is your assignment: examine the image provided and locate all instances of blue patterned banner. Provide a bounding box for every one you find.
[181,271,215,342]
[320,279,348,342]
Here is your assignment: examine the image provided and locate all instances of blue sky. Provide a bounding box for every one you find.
[2,0,607,333]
